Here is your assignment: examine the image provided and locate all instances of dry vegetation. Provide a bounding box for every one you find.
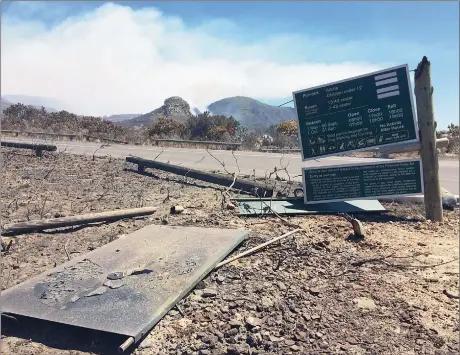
[2,103,138,142]
[0,147,458,355]
[2,103,459,156]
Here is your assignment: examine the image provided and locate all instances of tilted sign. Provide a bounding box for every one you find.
[302,160,423,204]
[293,65,418,161]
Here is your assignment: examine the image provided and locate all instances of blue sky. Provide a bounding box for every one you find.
[1,1,458,128]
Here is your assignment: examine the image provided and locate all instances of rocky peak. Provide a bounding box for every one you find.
[157,96,192,117]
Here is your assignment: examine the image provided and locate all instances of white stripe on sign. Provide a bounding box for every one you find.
[377,90,400,99]
[376,85,399,94]
[375,77,398,86]
[374,71,397,81]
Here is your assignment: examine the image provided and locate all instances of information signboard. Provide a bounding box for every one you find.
[293,65,418,161]
[302,159,423,204]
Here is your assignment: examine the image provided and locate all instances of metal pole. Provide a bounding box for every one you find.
[414,56,443,221]
[118,337,134,353]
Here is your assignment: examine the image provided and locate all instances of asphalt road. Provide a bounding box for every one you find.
[5,138,458,195]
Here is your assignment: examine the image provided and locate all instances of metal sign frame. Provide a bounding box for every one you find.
[301,158,424,204]
[1,225,248,345]
[293,64,419,161]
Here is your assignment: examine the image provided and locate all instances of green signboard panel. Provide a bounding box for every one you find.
[302,159,423,204]
[293,65,418,161]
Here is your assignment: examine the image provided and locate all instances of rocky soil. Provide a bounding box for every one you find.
[1,148,459,355]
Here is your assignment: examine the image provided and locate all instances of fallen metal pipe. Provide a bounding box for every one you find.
[126,156,273,197]
[2,206,158,235]
[1,141,57,156]
[214,228,302,269]
[118,337,135,353]
[1,141,57,151]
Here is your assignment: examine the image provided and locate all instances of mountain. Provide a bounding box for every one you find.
[207,96,296,130]
[117,96,192,128]
[1,95,59,113]
[1,98,13,111]
[104,114,142,122]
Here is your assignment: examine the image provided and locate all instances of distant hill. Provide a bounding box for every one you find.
[207,96,296,130]
[117,97,192,128]
[104,114,142,123]
[1,95,59,113]
[1,98,13,111]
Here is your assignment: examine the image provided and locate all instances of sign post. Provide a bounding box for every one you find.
[293,62,444,214]
[293,65,418,161]
[414,57,443,222]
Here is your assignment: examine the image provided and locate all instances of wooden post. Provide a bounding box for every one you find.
[414,56,443,222]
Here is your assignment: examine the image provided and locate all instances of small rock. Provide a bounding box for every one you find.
[245,316,262,327]
[214,330,224,339]
[138,337,155,349]
[308,286,322,296]
[269,335,284,342]
[277,282,287,291]
[169,309,179,316]
[320,341,329,349]
[315,332,323,339]
[226,202,236,210]
[285,339,295,346]
[246,334,262,347]
[170,205,185,214]
[424,277,439,283]
[107,271,124,280]
[416,339,424,346]
[291,345,301,352]
[441,188,457,210]
[227,345,248,355]
[85,286,107,297]
[261,296,274,308]
[196,332,207,339]
[54,212,66,218]
[103,279,124,289]
[195,280,208,290]
[251,326,261,333]
[202,335,218,346]
[70,295,80,303]
[311,314,321,320]
[354,297,377,310]
[202,288,217,298]
[346,337,359,345]
[294,331,308,342]
[216,275,225,284]
[229,320,243,328]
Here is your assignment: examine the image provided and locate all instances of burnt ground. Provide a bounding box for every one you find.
[0,148,459,355]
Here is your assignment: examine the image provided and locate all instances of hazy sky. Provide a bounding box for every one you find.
[1,1,458,128]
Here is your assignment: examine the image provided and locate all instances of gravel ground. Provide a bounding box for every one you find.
[1,148,458,355]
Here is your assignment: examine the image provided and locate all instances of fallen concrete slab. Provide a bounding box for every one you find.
[1,225,248,352]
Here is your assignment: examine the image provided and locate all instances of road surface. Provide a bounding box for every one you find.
[4,138,459,195]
